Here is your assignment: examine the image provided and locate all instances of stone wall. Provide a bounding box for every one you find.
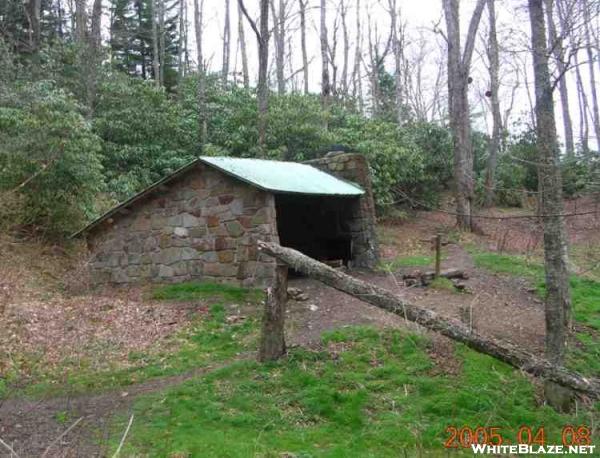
[304,152,379,268]
[87,163,279,286]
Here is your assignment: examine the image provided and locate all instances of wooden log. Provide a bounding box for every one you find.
[257,241,600,398]
[258,264,288,362]
[403,268,467,280]
[435,234,442,277]
[403,269,468,285]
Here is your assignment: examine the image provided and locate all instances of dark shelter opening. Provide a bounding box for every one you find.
[274,194,360,268]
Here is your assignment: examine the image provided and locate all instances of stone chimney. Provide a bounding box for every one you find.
[303,152,379,268]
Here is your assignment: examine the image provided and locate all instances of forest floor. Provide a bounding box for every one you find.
[0,196,599,456]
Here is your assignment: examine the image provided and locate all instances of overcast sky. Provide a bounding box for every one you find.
[174,0,599,150]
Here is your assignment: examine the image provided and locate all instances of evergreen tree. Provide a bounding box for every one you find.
[109,0,180,89]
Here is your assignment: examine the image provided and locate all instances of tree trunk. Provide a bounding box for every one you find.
[328,12,339,96]
[258,264,288,362]
[443,0,486,231]
[340,0,349,97]
[299,0,309,94]
[545,0,574,156]
[29,0,42,50]
[158,0,165,86]
[257,241,600,399]
[484,0,502,207]
[389,0,403,125]
[194,0,207,148]
[582,1,600,150]
[239,0,270,153]
[352,0,363,113]
[177,0,185,83]
[237,0,249,88]
[257,0,269,152]
[320,0,331,128]
[365,16,388,118]
[91,0,103,50]
[528,0,572,409]
[278,0,286,94]
[150,0,160,86]
[75,0,88,43]
[573,51,590,153]
[222,0,231,87]
[85,0,103,112]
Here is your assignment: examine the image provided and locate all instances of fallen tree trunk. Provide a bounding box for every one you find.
[403,268,468,286]
[257,241,600,399]
[403,268,467,280]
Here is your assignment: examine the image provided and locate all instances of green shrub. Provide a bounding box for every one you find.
[0,81,104,238]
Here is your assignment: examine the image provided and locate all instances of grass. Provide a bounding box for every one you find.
[429,277,456,292]
[570,244,600,282]
[110,326,594,457]
[470,250,600,377]
[378,255,436,272]
[152,281,262,303]
[471,251,544,279]
[8,282,262,399]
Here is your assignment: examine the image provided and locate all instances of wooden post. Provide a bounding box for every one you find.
[258,263,288,362]
[435,234,442,278]
[257,241,600,398]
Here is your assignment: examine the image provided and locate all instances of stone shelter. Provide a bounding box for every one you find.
[76,153,378,286]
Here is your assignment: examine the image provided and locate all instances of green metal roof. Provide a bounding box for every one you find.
[198,156,364,196]
[73,156,364,237]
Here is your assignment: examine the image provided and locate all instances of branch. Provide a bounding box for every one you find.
[41,417,84,458]
[257,241,600,398]
[112,414,135,458]
[238,0,261,41]
[461,0,486,70]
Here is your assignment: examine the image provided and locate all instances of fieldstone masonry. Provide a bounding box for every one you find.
[87,163,279,286]
[86,152,378,286]
[304,152,379,268]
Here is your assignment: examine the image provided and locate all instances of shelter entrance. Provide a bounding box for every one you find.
[274,194,359,267]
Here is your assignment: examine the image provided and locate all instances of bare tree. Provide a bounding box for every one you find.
[483,0,502,207]
[573,51,590,152]
[158,0,166,86]
[239,0,270,153]
[327,6,340,95]
[150,0,160,86]
[545,0,575,155]
[320,0,331,125]
[238,0,250,88]
[222,0,231,86]
[351,0,363,112]
[582,0,600,148]
[404,35,446,122]
[90,0,103,50]
[177,0,186,83]
[442,0,486,231]
[299,0,309,94]
[85,0,104,110]
[340,0,349,97]
[75,0,88,43]
[28,0,42,50]
[270,0,287,94]
[555,0,589,151]
[528,0,572,410]
[388,0,404,125]
[365,13,391,118]
[194,0,207,147]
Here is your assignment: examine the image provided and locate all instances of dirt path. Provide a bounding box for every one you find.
[0,358,248,457]
[286,244,545,353]
[0,217,557,457]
